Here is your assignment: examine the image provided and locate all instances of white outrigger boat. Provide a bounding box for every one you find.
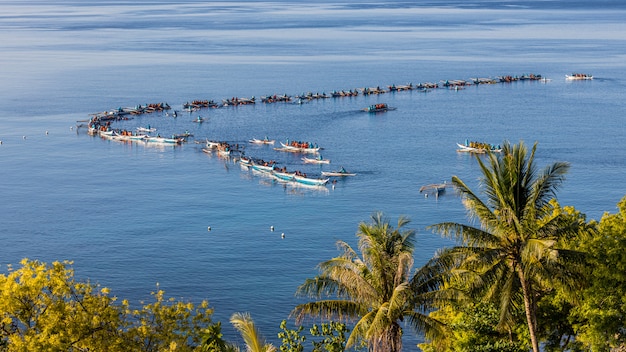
[565,73,593,80]
[321,167,356,177]
[278,141,320,154]
[456,142,502,153]
[249,137,275,145]
[302,156,330,164]
[136,126,156,133]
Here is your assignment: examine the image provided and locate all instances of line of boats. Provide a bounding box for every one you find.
[85,71,590,127]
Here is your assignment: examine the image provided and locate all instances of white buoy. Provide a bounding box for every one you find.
[270,226,274,232]
[23,136,26,139]
[207,226,211,232]
[281,233,285,239]
[45,131,49,135]
[70,126,73,130]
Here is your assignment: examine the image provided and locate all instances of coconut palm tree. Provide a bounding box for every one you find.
[430,141,585,352]
[230,312,276,352]
[291,212,444,352]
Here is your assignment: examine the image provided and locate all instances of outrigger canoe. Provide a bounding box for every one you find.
[362,103,396,113]
[456,143,502,153]
[278,142,320,154]
[249,138,275,145]
[321,168,356,177]
[302,156,330,164]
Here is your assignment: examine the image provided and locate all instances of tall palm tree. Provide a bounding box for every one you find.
[230,312,276,352]
[291,212,444,352]
[430,141,585,352]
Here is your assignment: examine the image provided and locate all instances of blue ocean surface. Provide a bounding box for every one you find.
[1,0,625,348]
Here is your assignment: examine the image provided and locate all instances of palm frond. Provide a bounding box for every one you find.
[290,300,364,325]
[230,312,276,352]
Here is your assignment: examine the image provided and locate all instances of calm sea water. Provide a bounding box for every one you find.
[1,0,625,348]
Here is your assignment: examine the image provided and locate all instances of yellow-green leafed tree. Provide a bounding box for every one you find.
[0,258,124,351]
[0,258,215,351]
[124,288,214,351]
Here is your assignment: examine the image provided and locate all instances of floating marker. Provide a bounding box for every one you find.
[281,233,285,239]
[23,136,26,139]
[46,131,49,135]
[207,226,211,232]
[270,226,274,232]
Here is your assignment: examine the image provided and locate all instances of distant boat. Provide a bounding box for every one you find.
[419,181,450,198]
[457,142,502,153]
[278,141,320,154]
[362,103,396,113]
[249,137,275,145]
[302,156,330,164]
[321,167,355,177]
[566,73,593,80]
[136,126,156,133]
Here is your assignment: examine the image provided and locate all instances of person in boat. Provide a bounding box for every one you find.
[340,166,347,173]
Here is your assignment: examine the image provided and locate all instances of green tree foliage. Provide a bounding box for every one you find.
[572,196,626,351]
[419,301,527,352]
[291,212,444,352]
[429,141,587,352]
[0,258,215,351]
[278,320,348,352]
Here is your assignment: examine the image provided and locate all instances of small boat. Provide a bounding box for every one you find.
[136,126,156,133]
[249,137,275,145]
[206,139,228,149]
[362,103,396,113]
[419,181,449,198]
[419,182,448,193]
[293,175,329,186]
[457,142,502,153]
[566,73,593,80]
[321,167,356,177]
[278,141,320,154]
[302,156,330,164]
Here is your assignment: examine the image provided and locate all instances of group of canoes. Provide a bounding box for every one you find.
[220,137,357,188]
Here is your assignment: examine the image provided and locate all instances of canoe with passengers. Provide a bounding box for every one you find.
[277,141,321,154]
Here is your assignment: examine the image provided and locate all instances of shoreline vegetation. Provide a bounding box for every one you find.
[2,141,625,351]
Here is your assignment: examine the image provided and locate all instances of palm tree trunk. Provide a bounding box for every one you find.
[518,270,540,352]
